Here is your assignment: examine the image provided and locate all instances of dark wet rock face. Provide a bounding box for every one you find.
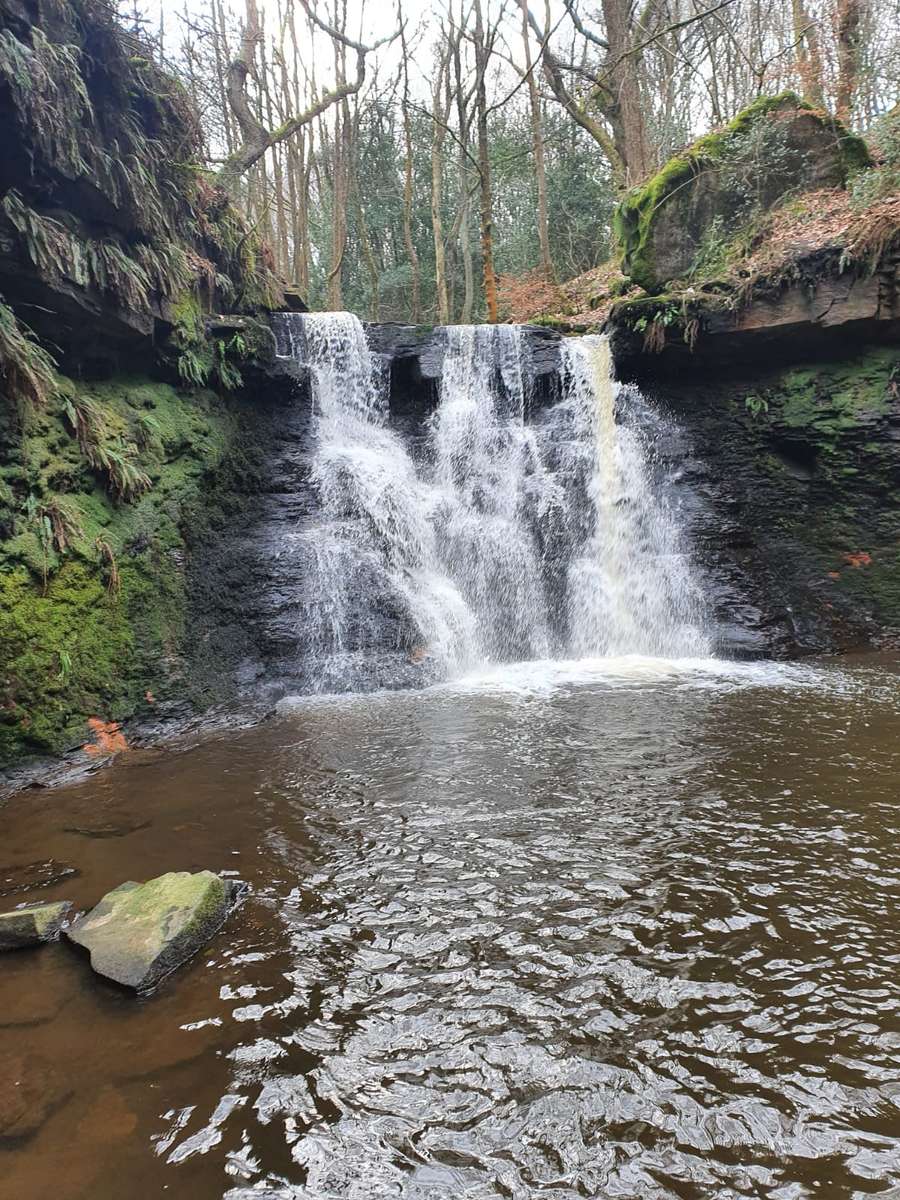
[628,344,900,656]
[363,322,562,414]
[608,245,900,373]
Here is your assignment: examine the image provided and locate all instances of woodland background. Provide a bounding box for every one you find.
[120,0,900,321]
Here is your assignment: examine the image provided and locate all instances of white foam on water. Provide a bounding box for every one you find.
[437,653,835,696]
[273,654,849,714]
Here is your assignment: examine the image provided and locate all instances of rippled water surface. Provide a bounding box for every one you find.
[2,655,899,1199]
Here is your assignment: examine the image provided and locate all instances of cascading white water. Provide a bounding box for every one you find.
[275,312,476,690]
[273,312,709,690]
[562,335,709,657]
[430,325,552,663]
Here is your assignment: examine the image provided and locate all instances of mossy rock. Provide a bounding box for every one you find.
[0,901,72,950]
[614,93,871,293]
[67,871,241,991]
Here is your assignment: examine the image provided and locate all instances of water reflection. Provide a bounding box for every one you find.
[2,659,899,1199]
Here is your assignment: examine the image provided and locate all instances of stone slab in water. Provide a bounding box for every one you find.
[0,901,72,950]
[66,871,241,992]
[0,1051,73,1143]
[0,859,79,898]
[63,815,152,839]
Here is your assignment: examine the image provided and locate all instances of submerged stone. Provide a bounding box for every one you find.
[0,860,79,898]
[0,1051,73,1142]
[0,901,72,950]
[66,871,241,992]
[63,815,152,839]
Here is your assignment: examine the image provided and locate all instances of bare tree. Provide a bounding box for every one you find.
[517,0,554,279]
[217,0,393,193]
[430,30,453,323]
[792,0,826,105]
[836,0,866,124]
[399,6,423,322]
[473,0,498,323]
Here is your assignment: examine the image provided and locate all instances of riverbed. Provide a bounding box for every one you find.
[2,654,899,1199]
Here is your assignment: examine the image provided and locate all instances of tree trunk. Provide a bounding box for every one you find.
[211,0,236,154]
[352,102,380,319]
[791,0,825,106]
[399,14,422,322]
[473,0,497,323]
[600,0,654,185]
[526,7,625,187]
[431,41,451,324]
[451,14,474,323]
[326,13,350,313]
[517,0,553,280]
[835,0,865,126]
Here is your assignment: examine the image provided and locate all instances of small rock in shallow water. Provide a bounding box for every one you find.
[66,871,243,992]
[63,815,152,839]
[0,859,79,898]
[0,1051,73,1142]
[0,901,72,950]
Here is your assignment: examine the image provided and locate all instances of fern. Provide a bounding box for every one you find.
[103,446,151,502]
[0,297,57,414]
[2,191,77,279]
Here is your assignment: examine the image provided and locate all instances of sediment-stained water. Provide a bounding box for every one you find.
[2,655,899,1199]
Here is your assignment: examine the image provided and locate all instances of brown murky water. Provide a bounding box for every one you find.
[1,655,899,1200]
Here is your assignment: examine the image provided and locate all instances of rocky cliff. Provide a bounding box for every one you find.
[0,0,289,767]
[603,97,899,655]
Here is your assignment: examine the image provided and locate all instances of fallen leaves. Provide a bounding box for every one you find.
[83,717,128,757]
[843,551,873,569]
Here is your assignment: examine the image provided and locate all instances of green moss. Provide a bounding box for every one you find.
[775,349,893,432]
[0,371,237,763]
[614,92,871,293]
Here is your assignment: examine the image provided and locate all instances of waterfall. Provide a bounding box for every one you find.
[562,335,708,657]
[272,312,709,691]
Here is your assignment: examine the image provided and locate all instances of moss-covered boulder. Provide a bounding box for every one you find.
[67,871,241,991]
[0,900,71,949]
[614,93,871,293]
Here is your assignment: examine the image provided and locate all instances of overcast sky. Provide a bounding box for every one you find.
[141,0,568,98]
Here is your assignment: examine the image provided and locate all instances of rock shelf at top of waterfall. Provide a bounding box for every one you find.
[270,312,710,695]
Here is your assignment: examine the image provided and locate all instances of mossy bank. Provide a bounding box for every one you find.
[0,374,244,763]
[0,0,292,770]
